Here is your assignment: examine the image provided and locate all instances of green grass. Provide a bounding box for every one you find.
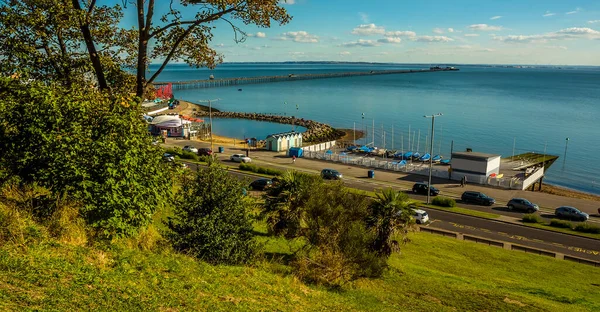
[522,222,600,240]
[1,232,599,311]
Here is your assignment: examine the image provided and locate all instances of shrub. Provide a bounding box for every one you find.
[573,223,600,234]
[166,163,258,264]
[164,147,182,157]
[522,214,543,224]
[198,155,212,163]
[239,163,283,176]
[179,150,199,161]
[432,196,456,207]
[549,219,573,229]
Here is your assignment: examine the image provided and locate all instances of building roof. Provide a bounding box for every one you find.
[452,151,501,161]
[150,115,191,127]
[266,131,302,140]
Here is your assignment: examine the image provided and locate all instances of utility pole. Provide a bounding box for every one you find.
[372,118,375,147]
[424,113,443,204]
[198,98,221,157]
[362,113,365,146]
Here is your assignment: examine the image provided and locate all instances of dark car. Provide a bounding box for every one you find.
[461,191,495,206]
[321,169,342,180]
[555,206,589,221]
[412,182,440,196]
[197,148,213,156]
[507,198,539,213]
[249,178,273,191]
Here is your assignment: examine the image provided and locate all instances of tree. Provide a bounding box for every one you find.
[0,77,171,238]
[367,189,414,257]
[0,0,127,89]
[166,163,257,264]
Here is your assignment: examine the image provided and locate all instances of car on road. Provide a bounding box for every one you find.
[163,153,175,162]
[230,154,251,163]
[197,148,213,156]
[412,182,440,196]
[507,198,539,213]
[321,169,342,180]
[461,191,495,206]
[555,206,589,221]
[183,145,198,153]
[249,178,273,191]
[412,209,430,224]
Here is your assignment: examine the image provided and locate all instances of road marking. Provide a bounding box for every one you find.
[552,242,565,247]
[568,246,600,256]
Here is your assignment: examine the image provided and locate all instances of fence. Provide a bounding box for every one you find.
[302,140,337,152]
[418,226,600,267]
[302,149,526,190]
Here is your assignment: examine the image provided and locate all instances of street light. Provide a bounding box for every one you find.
[198,98,220,156]
[424,113,443,204]
[563,137,570,169]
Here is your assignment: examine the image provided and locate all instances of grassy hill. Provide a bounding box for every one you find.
[1,228,599,311]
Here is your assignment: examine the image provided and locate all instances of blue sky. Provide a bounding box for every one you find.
[114,0,600,65]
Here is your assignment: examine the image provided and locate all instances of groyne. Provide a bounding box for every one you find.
[156,67,459,90]
[193,111,344,143]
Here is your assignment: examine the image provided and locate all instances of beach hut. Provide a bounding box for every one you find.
[265,131,303,152]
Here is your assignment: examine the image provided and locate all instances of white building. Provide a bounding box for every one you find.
[451,151,501,183]
[265,131,303,152]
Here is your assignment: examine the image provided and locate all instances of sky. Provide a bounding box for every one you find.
[114,0,600,65]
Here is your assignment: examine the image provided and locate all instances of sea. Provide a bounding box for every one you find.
[149,63,600,195]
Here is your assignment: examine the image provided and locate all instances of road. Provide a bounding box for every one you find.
[181,159,600,262]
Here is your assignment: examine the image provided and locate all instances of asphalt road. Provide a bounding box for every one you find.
[180,160,600,262]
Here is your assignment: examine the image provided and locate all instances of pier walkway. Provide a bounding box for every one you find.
[155,67,459,90]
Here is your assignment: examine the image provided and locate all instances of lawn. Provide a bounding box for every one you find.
[1,230,598,311]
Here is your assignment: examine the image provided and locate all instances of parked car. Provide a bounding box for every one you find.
[555,206,589,221]
[321,169,342,180]
[249,178,273,191]
[197,148,213,156]
[412,209,430,224]
[183,145,198,153]
[162,153,175,162]
[461,191,495,206]
[507,198,539,213]
[412,182,440,196]
[230,154,251,163]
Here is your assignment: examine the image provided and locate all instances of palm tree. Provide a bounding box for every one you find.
[367,188,414,256]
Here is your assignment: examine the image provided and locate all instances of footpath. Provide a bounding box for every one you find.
[164,139,600,219]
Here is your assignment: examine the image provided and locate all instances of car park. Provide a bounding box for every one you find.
[183,145,198,153]
[230,154,251,163]
[197,148,213,156]
[412,182,440,196]
[555,206,589,221]
[412,209,430,224]
[461,191,495,206]
[249,179,273,191]
[507,198,539,213]
[321,169,342,180]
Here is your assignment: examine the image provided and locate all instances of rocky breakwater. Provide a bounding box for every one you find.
[193,111,345,143]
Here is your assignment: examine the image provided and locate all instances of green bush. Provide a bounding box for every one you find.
[180,150,199,161]
[164,147,182,157]
[432,196,456,207]
[549,219,573,229]
[573,223,600,234]
[239,163,283,176]
[198,155,212,163]
[166,163,258,265]
[522,214,543,224]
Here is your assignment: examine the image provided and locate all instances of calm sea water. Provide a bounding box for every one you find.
[150,63,600,195]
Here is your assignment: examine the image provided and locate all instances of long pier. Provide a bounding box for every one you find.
[155,67,459,90]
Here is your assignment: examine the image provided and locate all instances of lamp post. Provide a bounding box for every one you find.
[198,98,220,157]
[362,113,365,145]
[424,113,443,204]
[563,137,570,168]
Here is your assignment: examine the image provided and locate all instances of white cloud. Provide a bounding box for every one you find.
[448,28,454,33]
[276,31,319,43]
[433,28,444,34]
[494,27,600,43]
[469,24,503,31]
[490,16,502,20]
[543,11,555,17]
[256,32,266,38]
[588,20,600,24]
[339,51,351,56]
[351,24,386,36]
[341,39,381,47]
[384,30,416,37]
[566,7,582,15]
[413,35,454,42]
[377,37,402,43]
[464,33,480,37]
[359,12,369,23]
